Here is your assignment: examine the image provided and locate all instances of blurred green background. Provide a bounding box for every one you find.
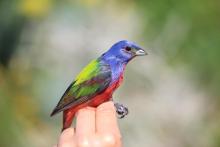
[0,0,220,146]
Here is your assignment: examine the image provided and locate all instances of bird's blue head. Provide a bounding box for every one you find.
[101,40,147,64]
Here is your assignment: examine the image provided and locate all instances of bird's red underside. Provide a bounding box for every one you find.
[62,75,124,131]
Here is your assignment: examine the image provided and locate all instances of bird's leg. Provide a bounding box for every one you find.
[114,102,129,119]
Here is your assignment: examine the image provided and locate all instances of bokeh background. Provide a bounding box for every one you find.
[0,0,220,147]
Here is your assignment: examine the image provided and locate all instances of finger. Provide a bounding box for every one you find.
[58,128,75,147]
[76,107,96,136]
[96,101,121,137]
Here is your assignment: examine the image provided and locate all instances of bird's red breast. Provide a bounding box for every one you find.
[62,74,124,130]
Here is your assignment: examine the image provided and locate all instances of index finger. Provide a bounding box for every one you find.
[95,101,121,137]
[76,107,96,136]
[58,128,76,147]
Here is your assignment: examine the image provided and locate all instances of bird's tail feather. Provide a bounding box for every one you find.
[62,109,76,132]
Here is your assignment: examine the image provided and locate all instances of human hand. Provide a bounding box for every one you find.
[55,101,122,147]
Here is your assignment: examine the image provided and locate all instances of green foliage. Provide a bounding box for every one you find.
[137,0,220,99]
[0,0,25,67]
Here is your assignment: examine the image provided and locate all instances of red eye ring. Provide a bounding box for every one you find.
[125,46,132,51]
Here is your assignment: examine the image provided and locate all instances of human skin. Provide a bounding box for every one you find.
[55,101,122,147]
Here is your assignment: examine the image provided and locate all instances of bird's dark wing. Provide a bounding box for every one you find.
[50,59,111,116]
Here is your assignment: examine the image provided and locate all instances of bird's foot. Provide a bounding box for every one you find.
[114,103,129,119]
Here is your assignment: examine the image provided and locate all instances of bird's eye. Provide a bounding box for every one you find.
[125,46,132,51]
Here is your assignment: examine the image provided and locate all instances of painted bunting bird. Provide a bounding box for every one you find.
[51,40,147,131]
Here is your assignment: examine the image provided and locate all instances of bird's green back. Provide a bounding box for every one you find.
[50,58,111,116]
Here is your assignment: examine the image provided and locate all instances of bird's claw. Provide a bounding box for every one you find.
[114,103,129,119]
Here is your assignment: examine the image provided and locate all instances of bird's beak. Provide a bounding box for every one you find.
[135,49,147,56]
